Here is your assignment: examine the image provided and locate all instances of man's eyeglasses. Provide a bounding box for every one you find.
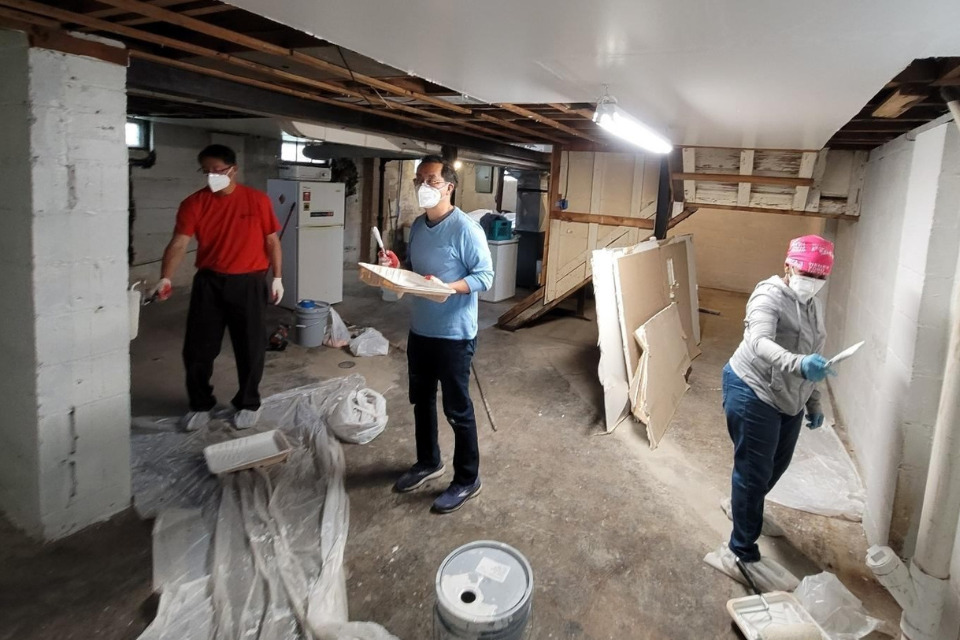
[198,166,234,175]
[412,178,448,188]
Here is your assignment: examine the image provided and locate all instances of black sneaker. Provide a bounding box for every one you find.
[432,478,482,514]
[393,463,445,493]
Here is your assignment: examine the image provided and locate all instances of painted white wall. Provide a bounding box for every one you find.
[826,122,960,566]
[0,30,131,539]
[129,122,279,287]
[669,208,824,293]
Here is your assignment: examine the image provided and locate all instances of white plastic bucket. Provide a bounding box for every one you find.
[295,300,330,347]
[434,541,533,640]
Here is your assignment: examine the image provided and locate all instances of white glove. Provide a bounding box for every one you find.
[271,277,283,305]
[150,278,172,302]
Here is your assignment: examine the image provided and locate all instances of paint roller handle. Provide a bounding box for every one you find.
[372,226,385,252]
[734,556,772,613]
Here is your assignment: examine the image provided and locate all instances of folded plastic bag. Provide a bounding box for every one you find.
[349,328,389,357]
[793,572,884,639]
[703,543,800,592]
[324,308,351,348]
[327,389,388,444]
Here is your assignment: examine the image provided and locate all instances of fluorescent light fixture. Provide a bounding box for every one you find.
[593,100,672,154]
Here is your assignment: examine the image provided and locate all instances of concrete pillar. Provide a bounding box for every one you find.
[0,30,131,539]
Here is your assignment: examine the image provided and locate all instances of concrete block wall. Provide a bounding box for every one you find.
[0,30,132,539]
[825,121,960,558]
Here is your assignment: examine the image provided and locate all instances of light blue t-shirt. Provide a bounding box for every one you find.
[406,208,494,340]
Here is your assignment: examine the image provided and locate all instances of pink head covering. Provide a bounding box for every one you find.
[785,235,834,277]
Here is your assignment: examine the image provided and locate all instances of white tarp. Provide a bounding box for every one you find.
[767,424,866,521]
[134,375,398,640]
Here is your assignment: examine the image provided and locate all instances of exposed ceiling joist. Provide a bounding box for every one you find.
[496,103,599,142]
[872,88,928,118]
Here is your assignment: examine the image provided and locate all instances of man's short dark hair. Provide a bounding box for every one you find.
[419,154,458,187]
[198,144,237,166]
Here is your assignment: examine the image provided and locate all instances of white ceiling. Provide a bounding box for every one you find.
[226,0,960,149]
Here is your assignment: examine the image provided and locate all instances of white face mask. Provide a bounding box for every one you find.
[417,183,443,209]
[207,172,231,193]
[789,273,826,302]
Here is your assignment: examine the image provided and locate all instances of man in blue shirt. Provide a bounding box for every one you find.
[379,155,494,513]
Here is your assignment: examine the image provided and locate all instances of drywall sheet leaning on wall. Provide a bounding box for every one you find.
[628,303,693,449]
[660,235,701,357]
[592,239,660,431]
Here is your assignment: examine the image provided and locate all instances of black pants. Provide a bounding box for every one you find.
[183,269,267,412]
[407,332,479,486]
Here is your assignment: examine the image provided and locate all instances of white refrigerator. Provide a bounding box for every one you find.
[268,179,345,308]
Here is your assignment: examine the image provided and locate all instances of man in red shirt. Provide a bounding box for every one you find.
[150,144,282,431]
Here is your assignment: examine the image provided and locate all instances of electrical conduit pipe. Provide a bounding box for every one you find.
[867,86,960,640]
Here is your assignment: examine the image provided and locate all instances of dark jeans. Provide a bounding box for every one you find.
[723,363,803,562]
[183,269,267,412]
[407,332,479,486]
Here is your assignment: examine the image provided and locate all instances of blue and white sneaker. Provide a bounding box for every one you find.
[394,463,445,493]
[432,479,482,514]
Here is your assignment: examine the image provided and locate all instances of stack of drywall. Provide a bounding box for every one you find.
[592,235,701,447]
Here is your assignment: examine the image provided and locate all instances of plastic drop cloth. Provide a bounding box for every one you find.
[135,375,399,640]
[793,572,886,639]
[767,424,866,521]
[349,328,389,357]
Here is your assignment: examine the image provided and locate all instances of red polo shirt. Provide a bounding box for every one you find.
[175,184,280,274]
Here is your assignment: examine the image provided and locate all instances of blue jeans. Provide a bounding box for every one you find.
[723,363,803,562]
[407,332,479,486]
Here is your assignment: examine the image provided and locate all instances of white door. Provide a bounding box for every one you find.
[298,226,344,304]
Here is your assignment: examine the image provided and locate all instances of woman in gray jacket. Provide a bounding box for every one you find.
[723,235,836,568]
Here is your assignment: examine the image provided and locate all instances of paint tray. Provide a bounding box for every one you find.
[727,591,828,639]
[358,262,454,303]
[203,430,292,475]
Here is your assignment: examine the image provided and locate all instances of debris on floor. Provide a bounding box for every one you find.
[324,308,351,348]
[349,327,390,357]
[793,572,888,639]
[132,376,398,640]
[767,423,866,521]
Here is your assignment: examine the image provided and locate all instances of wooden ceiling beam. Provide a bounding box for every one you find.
[548,103,596,120]
[83,0,195,19]
[496,103,598,141]
[117,4,235,26]
[475,113,565,144]
[872,88,928,118]
[92,0,476,116]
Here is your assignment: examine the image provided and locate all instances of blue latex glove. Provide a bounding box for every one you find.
[800,354,835,382]
[806,413,824,430]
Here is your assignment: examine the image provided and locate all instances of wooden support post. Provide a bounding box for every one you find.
[360,158,376,263]
[737,150,754,207]
[654,156,671,239]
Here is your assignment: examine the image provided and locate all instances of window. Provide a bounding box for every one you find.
[126,119,149,149]
[280,134,327,165]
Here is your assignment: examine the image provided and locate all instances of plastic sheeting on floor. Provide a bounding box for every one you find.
[766,424,866,521]
[133,375,398,640]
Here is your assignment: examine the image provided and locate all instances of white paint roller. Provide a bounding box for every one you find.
[758,623,822,640]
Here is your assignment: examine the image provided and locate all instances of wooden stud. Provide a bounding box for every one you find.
[551,210,655,229]
[539,147,563,286]
[791,151,818,210]
[737,150,754,207]
[681,148,696,202]
[805,149,829,212]
[671,172,814,187]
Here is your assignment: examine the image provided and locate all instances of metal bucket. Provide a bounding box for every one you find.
[295,300,329,347]
[434,541,533,640]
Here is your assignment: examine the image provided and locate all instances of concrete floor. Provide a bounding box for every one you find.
[0,268,899,639]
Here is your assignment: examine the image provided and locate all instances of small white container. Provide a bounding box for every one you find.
[203,430,292,475]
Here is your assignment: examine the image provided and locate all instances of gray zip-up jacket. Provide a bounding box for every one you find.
[728,276,825,417]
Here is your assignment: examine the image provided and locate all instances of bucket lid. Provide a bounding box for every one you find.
[436,540,533,623]
[297,299,317,309]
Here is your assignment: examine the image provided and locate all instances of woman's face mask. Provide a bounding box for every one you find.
[789,269,826,302]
